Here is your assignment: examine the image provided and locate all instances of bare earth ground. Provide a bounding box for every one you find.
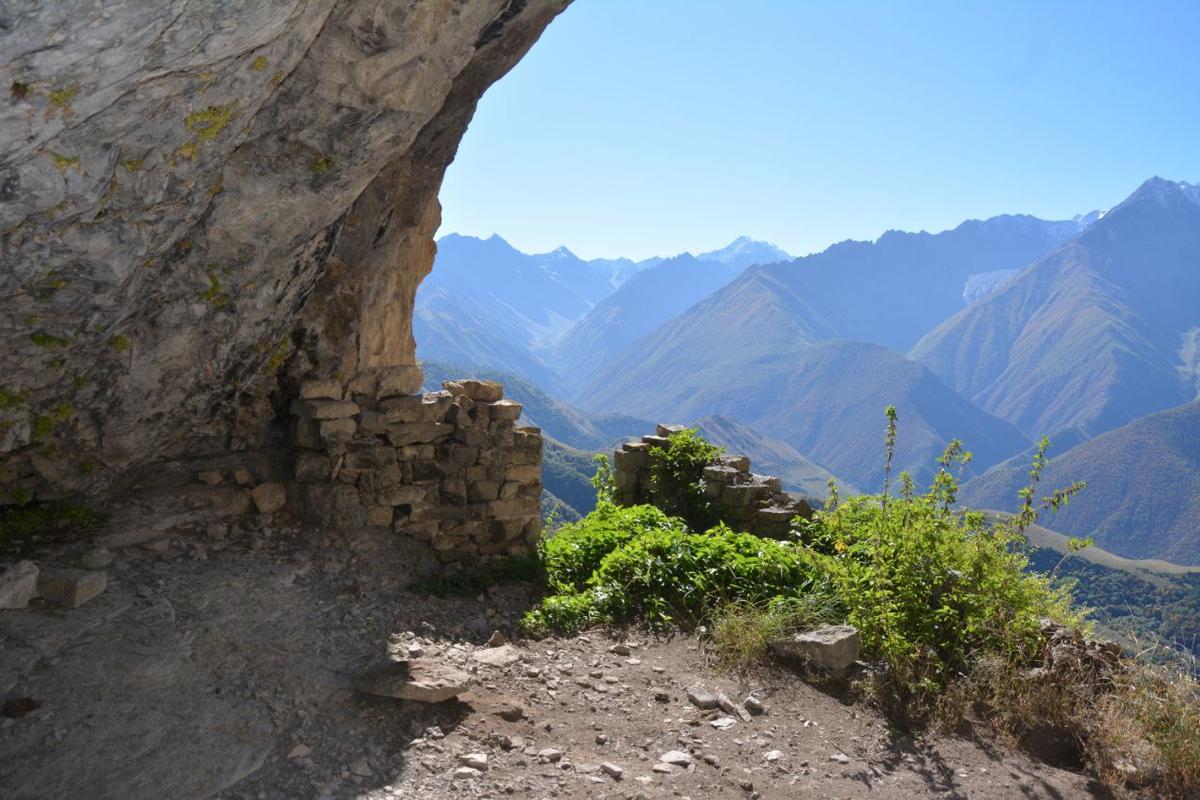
[0,519,1108,799]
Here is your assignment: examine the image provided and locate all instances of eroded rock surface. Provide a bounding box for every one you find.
[0,0,568,506]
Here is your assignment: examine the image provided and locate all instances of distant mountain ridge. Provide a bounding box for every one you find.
[911,177,1200,438]
[416,234,787,391]
[963,400,1200,564]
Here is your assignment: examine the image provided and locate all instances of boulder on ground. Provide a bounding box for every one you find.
[771,624,861,672]
[353,659,470,703]
[0,561,39,609]
[37,568,107,608]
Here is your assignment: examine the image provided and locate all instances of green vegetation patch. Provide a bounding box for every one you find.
[48,83,79,108]
[309,156,334,175]
[646,428,723,530]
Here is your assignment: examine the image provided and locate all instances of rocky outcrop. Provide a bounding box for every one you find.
[0,1,568,509]
[612,424,815,538]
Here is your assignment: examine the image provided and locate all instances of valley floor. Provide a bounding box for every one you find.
[1,523,1109,799]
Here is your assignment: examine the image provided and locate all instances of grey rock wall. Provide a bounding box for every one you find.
[0,0,568,508]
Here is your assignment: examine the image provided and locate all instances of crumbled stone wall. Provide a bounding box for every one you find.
[289,376,542,560]
[613,424,812,538]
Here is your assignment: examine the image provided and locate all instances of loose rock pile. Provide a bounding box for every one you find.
[613,423,813,537]
[289,371,543,560]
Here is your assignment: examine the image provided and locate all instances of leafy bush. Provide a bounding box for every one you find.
[587,523,825,627]
[541,502,679,592]
[795,432,1083,716]
[524,507,827,635]
[647,428,723,530]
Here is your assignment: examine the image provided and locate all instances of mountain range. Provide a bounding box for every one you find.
[421,177,1200,563]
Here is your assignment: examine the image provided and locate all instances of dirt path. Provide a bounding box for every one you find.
[1,523,1105,799]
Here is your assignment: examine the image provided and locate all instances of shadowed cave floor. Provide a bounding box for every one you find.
[0,521,1107,799]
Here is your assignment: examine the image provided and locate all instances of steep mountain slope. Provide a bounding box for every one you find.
[553,253,747,392]
[574,211,1088,417]
[576,267,844,417]
[962,401,1200,564]
[584,338,1028,491]
[912,178,1200,438]
[690,415,860,498]
[697,236,792,269]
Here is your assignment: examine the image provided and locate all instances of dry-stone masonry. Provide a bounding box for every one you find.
[290,376,542,560]
[613,424,813,538]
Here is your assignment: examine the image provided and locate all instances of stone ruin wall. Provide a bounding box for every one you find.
[289,375,542,560]
[612,424,813,538]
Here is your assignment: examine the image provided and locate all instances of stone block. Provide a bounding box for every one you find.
[702,465,739,483]
[251,482,287,514]
[291,399,360,420]
[641,434,670,448]
[454,427,491,448]
[375,484,427,507]
[513,426,542,446]
[0,560,39,609]
[656,423,687,437]
[702,480,724,499]
[232,467,254,486]
[719,454,751,472]
[489,497,538,518]
[197,469,224,485]
[385,422,454,447]
[756,505,798,525]
[441,478,468,503]
[37,568,107,608]
[358,409,386,434]
[468,480,501,502]
[614,448,649,471]
[367,506,394,527]
[318,417,357,447]
[752,474,783,493]
[487,399,523,421]
[413,459,449,482]
[380,394,447,424]
[354,658,470,703]
[722,483,767,507]
[292,417,321,450]
[299,379,343,401]
[771,624,861,672]
[442,379,503,402]
[498,480,522,499]
[377,365,425,398]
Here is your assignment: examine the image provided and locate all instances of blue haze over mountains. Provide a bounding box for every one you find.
[419,178,1200,563]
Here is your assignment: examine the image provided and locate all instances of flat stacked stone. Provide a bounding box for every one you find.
[288,372,542,560]
[612,423,813,539]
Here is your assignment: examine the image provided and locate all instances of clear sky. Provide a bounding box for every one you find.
[437,0,1200,261]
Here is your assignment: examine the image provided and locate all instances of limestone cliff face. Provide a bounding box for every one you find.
[0,0,568,504]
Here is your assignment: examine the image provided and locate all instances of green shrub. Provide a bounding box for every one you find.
[541,502,678,592]
[525,508,827,634]
[647,428,723,530]
[588,523,823,627]
[794,430,1085,718]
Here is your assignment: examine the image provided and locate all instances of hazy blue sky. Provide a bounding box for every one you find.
[438,0,1200,260]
